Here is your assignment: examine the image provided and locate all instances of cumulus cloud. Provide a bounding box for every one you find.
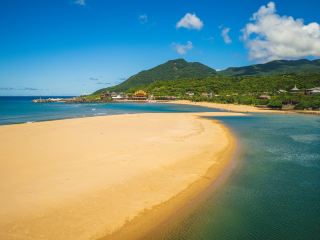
[176,13,203,30]
[138,14,148,24]
[74,0,86,6]
[221,27,232,44]
[172,41,193,55]
[242,1,320,62]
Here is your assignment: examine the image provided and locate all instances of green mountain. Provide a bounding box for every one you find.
[220,59,320,76]
[84,58,320,110]
[95,59,216,93]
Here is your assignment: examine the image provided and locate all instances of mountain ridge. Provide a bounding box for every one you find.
[220,59,320,76]
[94,58,320,94]
[95,58,216,93]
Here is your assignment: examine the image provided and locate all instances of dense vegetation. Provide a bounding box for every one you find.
[220,59,320,76]
[95,59,216,93]
[119,73,320,109]
[89,58,320,110]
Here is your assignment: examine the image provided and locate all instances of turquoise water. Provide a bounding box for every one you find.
[150,114,320,240]
[0,96,221,125]
[1,97,319,239]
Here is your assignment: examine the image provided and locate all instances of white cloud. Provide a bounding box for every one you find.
[172,41,193,55]
[74,0,86,6]
[176,13,203,30]
[221,27,232,44]
[139,14,148,24]
[242,1,320,62]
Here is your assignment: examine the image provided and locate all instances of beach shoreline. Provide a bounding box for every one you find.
[0,112,242,240]
[99,121,238,240]
[167,100,320,115]
[168,100,284,113]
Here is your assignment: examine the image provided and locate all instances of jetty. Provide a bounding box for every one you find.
[32,97,72,103]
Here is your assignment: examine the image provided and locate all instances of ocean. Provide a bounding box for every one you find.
[0,96,221,125]
[1,96,319,240]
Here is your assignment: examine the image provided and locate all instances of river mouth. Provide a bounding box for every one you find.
[147,113,320,240]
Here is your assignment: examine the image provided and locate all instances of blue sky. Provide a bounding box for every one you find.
[0,0,320,96]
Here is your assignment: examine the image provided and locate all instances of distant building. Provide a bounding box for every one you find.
[186,92,194,97]
[112,92,127,100]
[290,85,300,93]
[132,90,147,100]
[201,92,213,98]
[112,94,124,100]
[277,89,287,94]
[111,92,118,97]
[258,94,271,100]
[305,87,320,95]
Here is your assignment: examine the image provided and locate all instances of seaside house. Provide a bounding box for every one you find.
[111,92,128,100]
[112,95,124,100]
[111,92,118,98]
[305,87,320,95]
[132,90,147,100]
[119,92,128,98]
[186,92,194,97]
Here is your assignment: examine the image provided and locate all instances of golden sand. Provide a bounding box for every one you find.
[170,100,284,113]
[0,112,243,240]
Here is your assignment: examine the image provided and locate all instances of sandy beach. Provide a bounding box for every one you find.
[0,112,243,240]
[170,100,283,113]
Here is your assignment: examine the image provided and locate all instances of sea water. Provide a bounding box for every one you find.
[0,96,221,125]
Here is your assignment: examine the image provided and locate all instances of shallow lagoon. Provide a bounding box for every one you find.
[151,114,320,240]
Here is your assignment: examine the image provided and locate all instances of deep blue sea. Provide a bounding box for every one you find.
[1,96,319,240]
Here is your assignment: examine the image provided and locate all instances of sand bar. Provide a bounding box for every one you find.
[0,112,243,240]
